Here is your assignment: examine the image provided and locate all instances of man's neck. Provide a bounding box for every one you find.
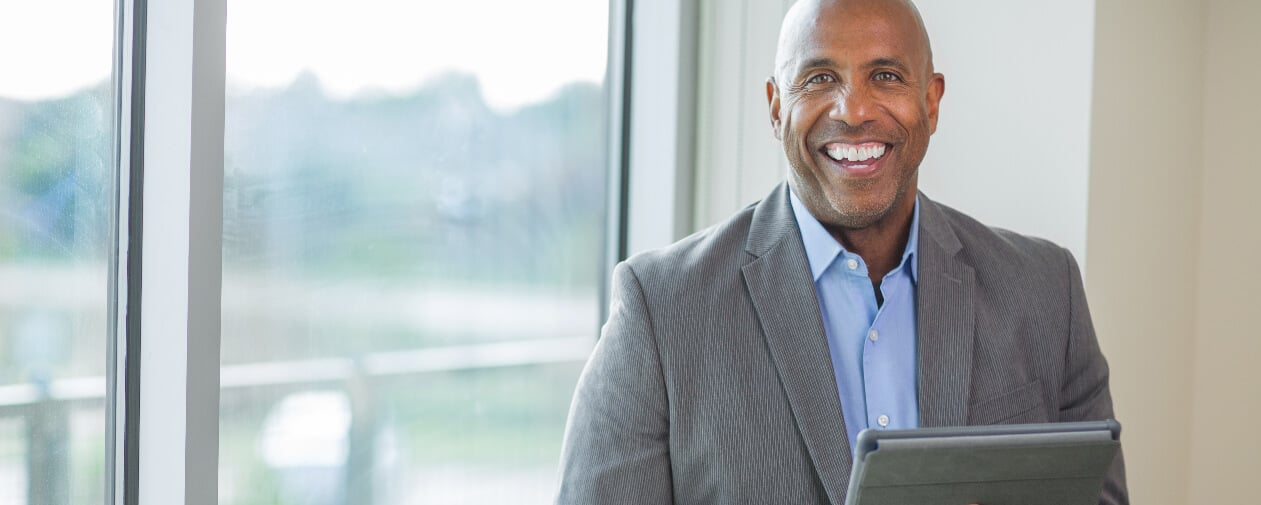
[827,196,916,286]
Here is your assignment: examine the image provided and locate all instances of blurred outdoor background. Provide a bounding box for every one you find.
[0,0,611,503]
[0,1,115,504]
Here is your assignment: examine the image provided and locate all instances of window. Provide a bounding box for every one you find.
[218,1,613,503]
[0,1,653,502]
[0,1,116,503]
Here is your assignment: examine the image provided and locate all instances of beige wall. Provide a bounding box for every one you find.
[1089,0,1261,503]
[1188,0,1261,501]
[1087,1,1203,504]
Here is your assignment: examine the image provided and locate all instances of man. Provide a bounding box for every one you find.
[556,0,1127,503]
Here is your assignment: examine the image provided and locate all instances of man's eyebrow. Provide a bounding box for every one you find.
[867,57,911,72]
[796,57,838,75]
[792,57,914,77]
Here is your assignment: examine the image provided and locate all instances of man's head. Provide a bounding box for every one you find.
[768,0,944,231]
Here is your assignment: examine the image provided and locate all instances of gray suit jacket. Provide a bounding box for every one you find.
[556,184,1128,504]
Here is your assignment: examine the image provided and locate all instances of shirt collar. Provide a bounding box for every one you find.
[788,188,920,283]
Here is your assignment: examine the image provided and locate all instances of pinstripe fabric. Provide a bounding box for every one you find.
[556,183,1128,504]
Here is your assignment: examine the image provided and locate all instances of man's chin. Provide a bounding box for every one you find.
[818,190,901,230]
[826,209,888,230]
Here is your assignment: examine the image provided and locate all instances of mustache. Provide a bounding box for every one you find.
[808,122,899,143]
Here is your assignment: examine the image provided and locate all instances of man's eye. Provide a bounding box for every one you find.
[806,74,835,85]
[874,71,902,82]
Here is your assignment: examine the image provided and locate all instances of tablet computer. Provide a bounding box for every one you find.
[844,420,1121,505]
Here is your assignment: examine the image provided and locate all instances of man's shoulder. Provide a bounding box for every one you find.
[923,196,1076,282]
[623,201,759,284]
[617,191,1080,292]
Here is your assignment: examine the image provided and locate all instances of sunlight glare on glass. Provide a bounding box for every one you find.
[0,0,113,100]
[227,0,609,112]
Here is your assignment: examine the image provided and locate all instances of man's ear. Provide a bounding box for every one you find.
[926,72,945,135]
[767,77,782,140]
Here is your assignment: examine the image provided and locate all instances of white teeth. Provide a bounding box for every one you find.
[828,143,887,162]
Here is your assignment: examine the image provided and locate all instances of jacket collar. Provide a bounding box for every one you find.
[742,182,977,503]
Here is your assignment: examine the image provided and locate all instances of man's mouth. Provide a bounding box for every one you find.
[822,141,890,173]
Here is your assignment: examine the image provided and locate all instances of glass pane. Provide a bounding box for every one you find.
[219,1,611,504]
[0,1,116,504]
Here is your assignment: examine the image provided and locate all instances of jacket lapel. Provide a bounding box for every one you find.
[915,194,976,427]
[742,184,852,504]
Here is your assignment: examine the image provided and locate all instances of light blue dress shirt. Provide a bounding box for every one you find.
[789,189,920,454]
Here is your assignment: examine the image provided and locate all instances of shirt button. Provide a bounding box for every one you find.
[877,415,890,427]
[868,330,879,342]
[846,258,859,270]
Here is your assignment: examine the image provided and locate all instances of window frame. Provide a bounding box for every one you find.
[623,0,701,257]
[110,0,226,503]
[108,0,697,502]
[107,0,144,502]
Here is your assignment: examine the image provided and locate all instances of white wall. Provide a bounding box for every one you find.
[915,0,1096,263]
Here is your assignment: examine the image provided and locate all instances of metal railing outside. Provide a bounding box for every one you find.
[0,336,592,505]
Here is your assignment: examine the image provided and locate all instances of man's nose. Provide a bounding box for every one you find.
[828,85,877,126]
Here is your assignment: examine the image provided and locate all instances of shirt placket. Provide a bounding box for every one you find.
[863,265,914,433]
[863,302,890,431]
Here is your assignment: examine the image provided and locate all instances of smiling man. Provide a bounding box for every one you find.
[555,1,1127,504]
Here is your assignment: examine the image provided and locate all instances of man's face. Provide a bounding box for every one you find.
[768,0,944,230]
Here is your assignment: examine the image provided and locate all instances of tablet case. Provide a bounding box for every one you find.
[844,420,1121,505]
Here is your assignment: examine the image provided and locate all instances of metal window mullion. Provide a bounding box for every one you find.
[600,0,633,327]
[107,0,146,503]
[134,0,224,504]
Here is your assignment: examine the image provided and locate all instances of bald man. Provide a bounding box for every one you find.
[556,1,1127,503]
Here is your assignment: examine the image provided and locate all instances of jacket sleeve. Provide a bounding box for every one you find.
[554,261,674,504]
[1059,249,1129,505]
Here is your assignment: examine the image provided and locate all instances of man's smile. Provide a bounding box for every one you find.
[822,141,891,174]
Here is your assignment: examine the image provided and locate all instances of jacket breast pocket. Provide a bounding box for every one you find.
[968,379,1048,425]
